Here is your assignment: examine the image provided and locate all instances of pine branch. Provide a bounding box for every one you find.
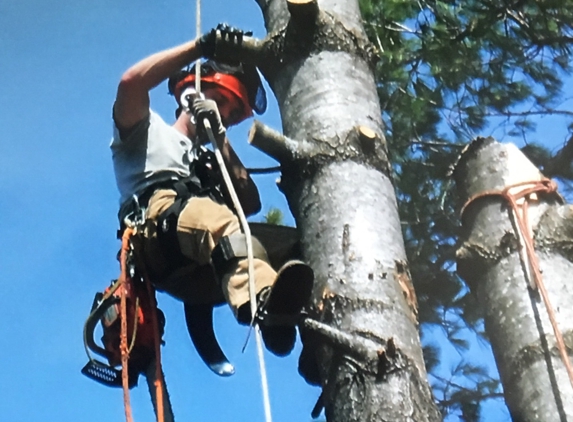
[544,133,573,179]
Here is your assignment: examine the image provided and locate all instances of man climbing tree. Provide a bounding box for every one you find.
[109,23,313,363]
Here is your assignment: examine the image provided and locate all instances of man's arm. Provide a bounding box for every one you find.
[113,39,202,131]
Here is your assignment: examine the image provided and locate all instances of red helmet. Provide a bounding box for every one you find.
[168,60,267,123]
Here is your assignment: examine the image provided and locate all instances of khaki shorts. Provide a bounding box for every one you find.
[140,189,275,313]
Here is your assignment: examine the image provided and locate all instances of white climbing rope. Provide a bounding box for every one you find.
[202,119,273,422]
[195,0,201,93]
[194,3,273,421]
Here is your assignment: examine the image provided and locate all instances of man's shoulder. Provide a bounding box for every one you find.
[147,109,166,124]
[112,109,168,145]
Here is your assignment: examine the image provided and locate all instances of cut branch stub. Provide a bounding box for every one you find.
[302,318,383,366]
[287,0,319,26]
[356,125,377,154]
[248,119,315,164]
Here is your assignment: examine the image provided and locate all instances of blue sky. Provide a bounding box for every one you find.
[2,1,573,421]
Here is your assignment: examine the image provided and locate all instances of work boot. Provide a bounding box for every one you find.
[256,260,314,356]
[236,286,295,356]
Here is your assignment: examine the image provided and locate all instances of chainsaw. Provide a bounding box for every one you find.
[81,275,164,388]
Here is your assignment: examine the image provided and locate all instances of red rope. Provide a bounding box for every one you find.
[118,227,166,422]
[143,270,165,422]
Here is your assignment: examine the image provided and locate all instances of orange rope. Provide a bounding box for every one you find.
[118,227,166,422]
[462,179,573,389]
[144,270,165,422]
[119,227,135,422]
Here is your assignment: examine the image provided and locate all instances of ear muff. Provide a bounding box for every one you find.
[179,87,198,109]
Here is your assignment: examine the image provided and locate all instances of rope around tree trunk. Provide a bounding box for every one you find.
[461,179,573,390]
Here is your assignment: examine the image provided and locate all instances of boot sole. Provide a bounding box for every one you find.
[264,260,314,321]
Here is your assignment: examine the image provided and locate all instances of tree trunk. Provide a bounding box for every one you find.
[455,137,573,421]
[234,0,440,419]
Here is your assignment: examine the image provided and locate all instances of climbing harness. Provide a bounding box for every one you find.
[116,149,239,379]
[461,178,573,390]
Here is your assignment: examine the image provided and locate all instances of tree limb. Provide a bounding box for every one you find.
[214,33,267,66]
[248,120,315,163]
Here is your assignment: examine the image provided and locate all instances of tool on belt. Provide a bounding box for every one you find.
[81,263,165,388]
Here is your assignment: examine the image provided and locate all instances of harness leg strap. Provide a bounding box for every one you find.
[211,232,269,282]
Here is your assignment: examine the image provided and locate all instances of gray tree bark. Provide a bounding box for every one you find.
[224,0,440,420]
[455,137,573,421]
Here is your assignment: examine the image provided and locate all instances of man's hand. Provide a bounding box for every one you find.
[192,98,226,141]
[199,23,253,59]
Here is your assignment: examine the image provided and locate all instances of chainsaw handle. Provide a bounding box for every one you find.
[83,294,119,359]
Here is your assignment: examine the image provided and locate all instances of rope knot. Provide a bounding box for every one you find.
[501,178,557,203]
